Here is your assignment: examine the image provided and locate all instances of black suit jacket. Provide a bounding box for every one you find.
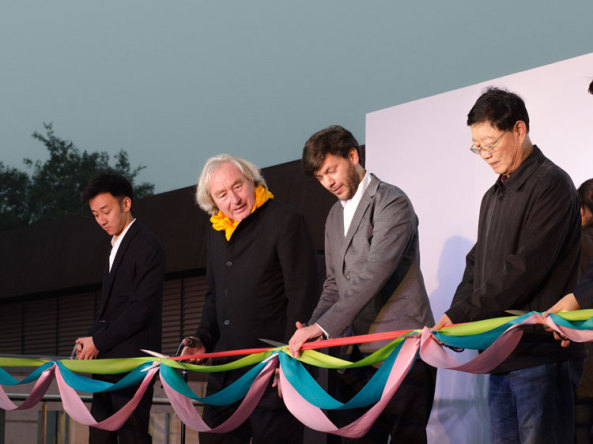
[89,220,165,359]
[196,200,319,354]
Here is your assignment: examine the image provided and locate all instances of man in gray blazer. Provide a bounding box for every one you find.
[289,125,435,444]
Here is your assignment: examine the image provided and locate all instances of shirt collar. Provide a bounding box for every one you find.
[111,218,136,248]
[341,171,371,209]
[496,145,543,191]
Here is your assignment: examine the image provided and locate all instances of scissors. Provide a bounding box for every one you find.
[139,349,173,371]
[258,338,288,348]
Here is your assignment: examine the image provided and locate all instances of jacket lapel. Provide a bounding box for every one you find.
[98,221,140,318]
[339,175,380,264]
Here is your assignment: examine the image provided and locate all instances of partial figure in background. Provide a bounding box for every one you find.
[547,178,593,314]
[289,126,436,444]
[434,87,585,444]
[547,79,593,314]
[579,179,593,276]
[546,79,593,444]
[180,154,319,444]
[76,172,165,444]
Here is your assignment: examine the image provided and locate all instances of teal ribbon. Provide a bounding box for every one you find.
[159,353,276,406]
[550,312,593,330]
[433,312,537,350]
[55,361,151,393]
[4,311,593,410]
[278,341,406,410]
[0,361,54,386]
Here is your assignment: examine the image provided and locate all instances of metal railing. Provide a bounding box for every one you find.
[2,393,202,444]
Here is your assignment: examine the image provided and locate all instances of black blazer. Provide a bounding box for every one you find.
[196,200,319,353]
[90,220,165,359]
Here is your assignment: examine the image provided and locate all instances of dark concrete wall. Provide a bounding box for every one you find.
[0,159,336,299]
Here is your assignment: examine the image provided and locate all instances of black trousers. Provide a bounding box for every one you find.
[89,373,154,444]
[198,371,304,444]
[329,352,436,444]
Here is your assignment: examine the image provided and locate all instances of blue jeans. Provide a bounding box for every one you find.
[488,360,584,444]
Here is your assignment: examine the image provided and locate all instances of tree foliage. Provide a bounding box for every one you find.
[0,162,31,229]
[0,123,154,230]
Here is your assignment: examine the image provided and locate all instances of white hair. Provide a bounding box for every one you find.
[195,153,267,215]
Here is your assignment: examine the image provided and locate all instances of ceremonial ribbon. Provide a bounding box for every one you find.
[0,365,55,411]
[278,340,406,409]
[279,337,419,438]
[3,310,593,435]
[159,355,274,406]
[160,355,278,432]
[55,364,158,431]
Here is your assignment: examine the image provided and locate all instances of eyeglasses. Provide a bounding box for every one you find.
[470,133,505,155]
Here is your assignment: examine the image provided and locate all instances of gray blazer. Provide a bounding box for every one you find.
[309,174,434,353]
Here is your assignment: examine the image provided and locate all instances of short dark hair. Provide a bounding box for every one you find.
[83,172,133,202]
[579,179,593,215]
[467,87,530,132]
[302,125,359,176]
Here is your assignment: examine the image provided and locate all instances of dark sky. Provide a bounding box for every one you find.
[2,0,592,192]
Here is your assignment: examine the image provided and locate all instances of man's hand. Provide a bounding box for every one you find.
[544,293,580,348]
[544,293,581,316]
[431,314,454,346]
[75,336,99,360]
[179,336,207,363]
[272,369,282,398]
[288,321,322,357]
[433,314,453,331]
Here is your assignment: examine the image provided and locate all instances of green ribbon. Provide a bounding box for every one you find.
[2,310,593,377]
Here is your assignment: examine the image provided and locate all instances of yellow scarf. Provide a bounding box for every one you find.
[210,185,274,241]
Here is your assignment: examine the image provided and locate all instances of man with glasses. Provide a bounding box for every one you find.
[434,87,585,444]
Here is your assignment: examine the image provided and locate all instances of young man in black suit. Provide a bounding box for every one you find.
[76,172,165,444]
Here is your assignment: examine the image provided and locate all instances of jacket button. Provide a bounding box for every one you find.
[226,261,232,267]
[345,274,350,280]
[224,320,230,326]
[224,289,230,295]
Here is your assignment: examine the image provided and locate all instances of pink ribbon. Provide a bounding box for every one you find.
[54,364,158,431]
[419,313,548,373]
[420,325,520,373]
[3,312,592,436]
[0,365,56,410]
[546,316,593,342]
[160,355,278,433]
[278,337,419,438]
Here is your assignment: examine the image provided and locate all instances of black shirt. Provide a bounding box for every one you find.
[447,146,584,372]
[575,260,593,308]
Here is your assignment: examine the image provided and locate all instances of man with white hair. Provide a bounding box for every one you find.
[181,154,319,443]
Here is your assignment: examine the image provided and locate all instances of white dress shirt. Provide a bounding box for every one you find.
[341,171,371,235]
[109,219,136,272]
[316,172,371,338]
